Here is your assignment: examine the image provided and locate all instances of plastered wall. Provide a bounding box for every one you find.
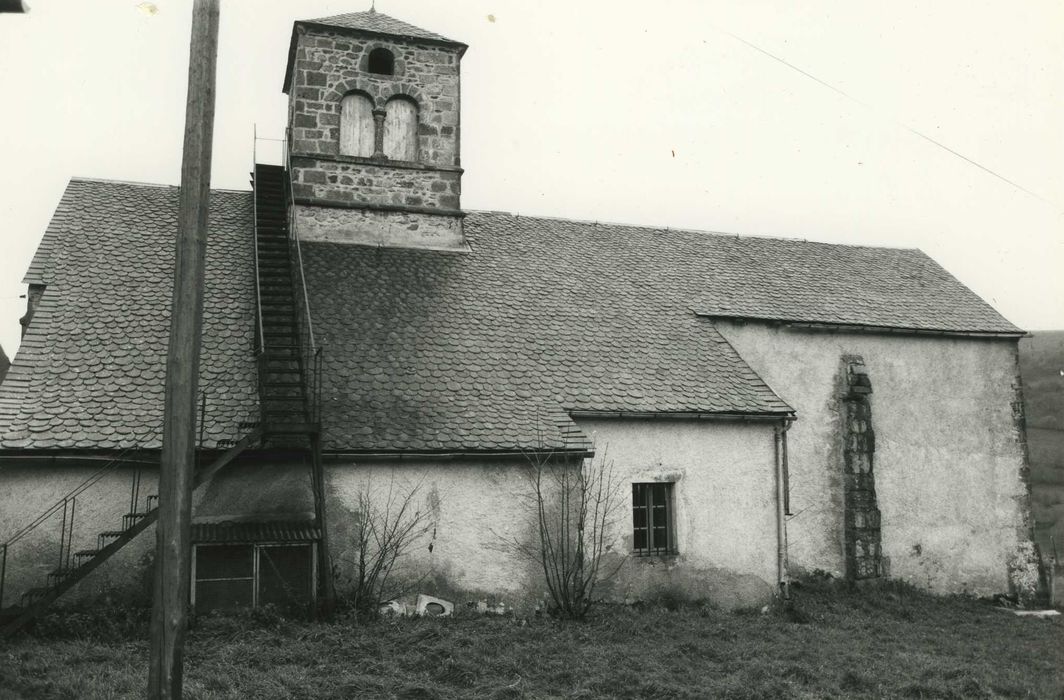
[714,321,1031,595]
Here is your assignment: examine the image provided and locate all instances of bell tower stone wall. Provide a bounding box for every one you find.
[284,18,467,251]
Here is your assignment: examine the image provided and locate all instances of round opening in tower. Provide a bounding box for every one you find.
[368,48,395,76]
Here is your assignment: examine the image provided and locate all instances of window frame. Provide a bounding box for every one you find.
[631,482,678,556]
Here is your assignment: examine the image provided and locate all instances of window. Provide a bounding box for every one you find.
[193,543,314,614]
[339,92,375,157]
[632,483,676,555]
[368,47,395,75]
[383,96,418,161]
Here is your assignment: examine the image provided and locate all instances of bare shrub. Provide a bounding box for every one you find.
[340,477,435,617]
[505,447,626,619]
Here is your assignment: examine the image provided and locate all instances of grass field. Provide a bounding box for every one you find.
[1,578,1062,699]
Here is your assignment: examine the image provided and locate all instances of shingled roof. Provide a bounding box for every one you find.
[302,215,794,453]
[0,179,259,451]
[687,235,1022,334]
[1,180,1021,453]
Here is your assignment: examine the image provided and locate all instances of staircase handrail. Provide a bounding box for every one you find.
[1,385,212,611]
[251,125,266,356]
[283,127,317,353]
[0,438,157,549]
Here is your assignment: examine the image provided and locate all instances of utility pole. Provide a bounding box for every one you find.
[147,1,220,697]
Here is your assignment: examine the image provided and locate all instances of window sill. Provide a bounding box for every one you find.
[631,551,679,560]
[290,151,464,173]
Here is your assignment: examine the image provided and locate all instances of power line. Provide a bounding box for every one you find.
[718,27,1058,211]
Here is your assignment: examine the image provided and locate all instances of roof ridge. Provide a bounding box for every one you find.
[464,208,921,253]
[68,176,251,194]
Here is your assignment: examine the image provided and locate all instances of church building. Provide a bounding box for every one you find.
[0,10,1036,628]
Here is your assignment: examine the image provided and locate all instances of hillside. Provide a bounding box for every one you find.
[1019,331,1064,560]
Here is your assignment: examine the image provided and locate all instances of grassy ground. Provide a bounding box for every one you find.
[1,579,1062,699]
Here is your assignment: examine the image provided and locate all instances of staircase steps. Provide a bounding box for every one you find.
[252,163,314,432]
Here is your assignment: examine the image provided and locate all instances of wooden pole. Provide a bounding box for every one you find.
[148,1,220,697]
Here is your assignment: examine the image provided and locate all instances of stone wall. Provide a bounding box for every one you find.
[288,27,460,168]
[715,320,1032,596]
[291,155,461,211]
[840,357,884,580]
[294,204,467,252]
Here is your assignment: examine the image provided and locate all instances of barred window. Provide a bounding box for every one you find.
[632,482,676,556]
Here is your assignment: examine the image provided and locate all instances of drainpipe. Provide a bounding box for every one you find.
[775,419,792,601]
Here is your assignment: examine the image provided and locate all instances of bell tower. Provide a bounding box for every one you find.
[282,10,468,251]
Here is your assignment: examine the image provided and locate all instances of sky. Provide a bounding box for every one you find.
[0,1,1061,358]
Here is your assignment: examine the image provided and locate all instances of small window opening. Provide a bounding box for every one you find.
[368,48,395,75]
[632,482,676,556]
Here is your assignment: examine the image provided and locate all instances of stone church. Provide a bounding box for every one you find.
[0,10,1036,627]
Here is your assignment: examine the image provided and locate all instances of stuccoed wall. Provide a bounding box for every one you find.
[323,460,535,600]
[575,418,780,608]
[0,455,317,607]
[294,204,467,252]
[325,419,779,609]
[714,320,1031,595]
[0,464,158,607]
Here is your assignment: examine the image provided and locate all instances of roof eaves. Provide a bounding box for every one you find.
[699,312,1025,338]
[321,447,596,462]
[0,287,60,440]
[567,410,796,421]
[22,183,79,286]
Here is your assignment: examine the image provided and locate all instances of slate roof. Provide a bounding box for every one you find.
[302,214,796,453]
[1,180,1022,453]
[687,235,1022,334]
[300,10,463,46]
[0,179,259,451]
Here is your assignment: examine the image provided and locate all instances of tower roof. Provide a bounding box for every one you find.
[301,10,464,46]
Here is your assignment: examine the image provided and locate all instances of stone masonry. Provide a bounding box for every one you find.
[286,28,461,167]
[285,22,465,249]
[290,155,461,211]
[841,357,884,580]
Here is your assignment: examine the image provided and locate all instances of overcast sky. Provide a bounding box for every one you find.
[0,1,1061,358]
